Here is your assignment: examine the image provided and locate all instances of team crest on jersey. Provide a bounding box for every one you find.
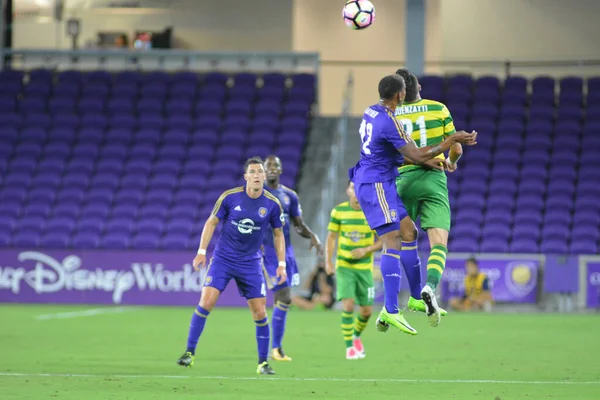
[258,207,268,218]
[204,276,213,286]
[348,231,366,243]
[282,194,290,206]
[389,209,398,222]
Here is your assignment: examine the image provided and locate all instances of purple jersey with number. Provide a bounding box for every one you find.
[349,104,411,183]
[263,184,301,249]
[211,186,284,263]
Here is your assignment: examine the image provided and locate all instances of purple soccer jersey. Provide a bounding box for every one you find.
[204,186,284,298]
[349,104,411,184]
[262,184,302,289]
[211,186,284,263]
[349,104,411,234]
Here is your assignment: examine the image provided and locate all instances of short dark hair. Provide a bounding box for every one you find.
[466,257,478,266]
[378,74,405,100]
[244,156,264,172]
[395,68,419,102]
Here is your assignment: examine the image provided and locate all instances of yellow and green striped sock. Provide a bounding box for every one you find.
[426,244,448,291]
[341,311,354,348]
[353,315,369,337]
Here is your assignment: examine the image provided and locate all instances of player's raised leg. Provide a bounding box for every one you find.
[398,216,423,304]
[354,181,416,336]
[421,227,448,327]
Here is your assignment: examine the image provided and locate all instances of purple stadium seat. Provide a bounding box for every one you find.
[161,234,190,250]
[71,232,100,249]
[12,230,41,247]
[101,233,130,249]
[132,233,161,249]
[479,239,508,253]
[53,203,80,219]
[509,240,538,254]
[77,217,105,234]
[259,87,285,103]
[540,240,568,254]
[114,189,144,206]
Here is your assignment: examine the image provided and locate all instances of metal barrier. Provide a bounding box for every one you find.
[1,49,320,74]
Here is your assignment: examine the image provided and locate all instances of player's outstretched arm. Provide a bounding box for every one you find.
[292,216,323,255]
[397,131,477,164]
[193,215,220,270]
[325,231,338,275]
[272,227,288,284]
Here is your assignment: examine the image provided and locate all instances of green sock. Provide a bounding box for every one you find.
[341,311,354,348]
[353,315,369,337]
[426,244,448,291]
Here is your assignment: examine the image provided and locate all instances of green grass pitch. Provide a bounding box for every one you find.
[0,304,598,399]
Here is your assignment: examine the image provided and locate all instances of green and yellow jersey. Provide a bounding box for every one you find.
[395,99,456,171]
[327,201,375,271]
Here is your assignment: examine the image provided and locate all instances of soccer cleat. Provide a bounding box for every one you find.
[257,361,275,375]
[346,347,360,360]
[375,311,390,333]
[377,308,417,335]
[176,351,194,368]
[352,337,366,358]
[421,285,441,327]
[270,347,292,362]
[407,296,448,316]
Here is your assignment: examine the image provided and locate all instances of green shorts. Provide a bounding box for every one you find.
[395,166,451,232]
[335,266,375,306]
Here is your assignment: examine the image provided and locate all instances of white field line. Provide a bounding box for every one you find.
[0,372,597,385]
[35,307,136,321]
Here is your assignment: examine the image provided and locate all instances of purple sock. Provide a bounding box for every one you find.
[401,240,422,299]
[255,317,270,364]
[379,248,402,314]
[186,305,210,354]
[271,302,289,350]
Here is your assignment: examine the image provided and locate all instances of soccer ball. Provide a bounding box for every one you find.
[343,0,376,30]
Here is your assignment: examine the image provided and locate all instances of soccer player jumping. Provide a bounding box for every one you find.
[326,180,382,360]
[394,68,466,327]
[349,75,477,335]
[262,155,323,362]
[177,157,287,375]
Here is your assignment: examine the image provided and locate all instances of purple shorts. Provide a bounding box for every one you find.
[355,179,408,236]
[262,246,299,292]
[203,256,266,299]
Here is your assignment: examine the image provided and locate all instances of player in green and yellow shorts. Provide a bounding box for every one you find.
[393,68,473,327]
[326,181,382,360]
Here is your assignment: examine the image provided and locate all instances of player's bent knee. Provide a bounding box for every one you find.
[199,287,220,312]
[342,298,355,312]
[247,298,267,320]
[380,230,402,250]
[427,228,449,247]
[274,287,292,305]
[359,306,372,318]
[400,217,418,242]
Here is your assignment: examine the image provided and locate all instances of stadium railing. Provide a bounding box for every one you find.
[321,58,600,78]
[0,49,320,74]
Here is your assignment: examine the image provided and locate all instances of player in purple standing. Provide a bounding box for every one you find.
[176,157,287,375]
[262,155,323,362]
[349,74,477,335]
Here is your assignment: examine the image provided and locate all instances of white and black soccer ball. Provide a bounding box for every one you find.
[343,0,376,30]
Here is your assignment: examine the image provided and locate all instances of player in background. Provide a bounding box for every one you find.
[176,157,287,375]
[394,68,467,327]
[348,74,477,336]
[262,155,323,362]
[325,180,382,360]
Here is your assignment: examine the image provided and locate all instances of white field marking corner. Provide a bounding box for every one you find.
[0,372,598,385]
[35,307,136,321]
